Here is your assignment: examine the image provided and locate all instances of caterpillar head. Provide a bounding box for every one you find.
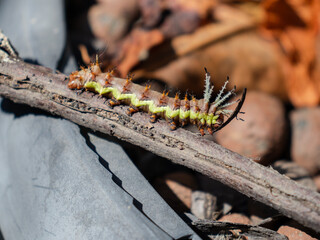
[68,72,84,89]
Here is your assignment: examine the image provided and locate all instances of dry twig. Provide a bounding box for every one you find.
[192,219,288,239]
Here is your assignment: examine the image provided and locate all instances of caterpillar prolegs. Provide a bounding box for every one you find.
[68,60,246,135]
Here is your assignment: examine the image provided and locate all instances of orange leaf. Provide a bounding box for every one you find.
[262,0,320,107]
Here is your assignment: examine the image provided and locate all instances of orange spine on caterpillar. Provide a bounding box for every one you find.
[68,59,246,135]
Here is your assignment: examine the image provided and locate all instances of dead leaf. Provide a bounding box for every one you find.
[114,28,165,76]
[262,0,320,107]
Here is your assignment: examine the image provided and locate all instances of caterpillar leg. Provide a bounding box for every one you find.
[75,88,85,95]
[198,122,206,136]
[180,118,188,127]
[169,119,177,131]
[213,113,224,130]
[199,127,205,136]
[150,114,158,123]
[207,127,213,135]
[126,105,139,116]
[106,98,121,108]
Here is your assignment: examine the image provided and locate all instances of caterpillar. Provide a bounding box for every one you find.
[68,59,246,135]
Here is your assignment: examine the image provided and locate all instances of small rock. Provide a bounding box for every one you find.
[215,91,287,165]
[290,107,320,175]
[153,171,197,212]
[278,225,317,240]
[191,191,218,220]
[218,213,251,225]
[313,174,320,192]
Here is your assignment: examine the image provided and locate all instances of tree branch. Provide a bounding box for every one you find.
[192,219,288,239]
[0,33,320,233]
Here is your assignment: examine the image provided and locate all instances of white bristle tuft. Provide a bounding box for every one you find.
[203,69,214,103]
[215,77,229,102]
[219,99,238,109]
[221,109,234,114]
[214,87,235,107]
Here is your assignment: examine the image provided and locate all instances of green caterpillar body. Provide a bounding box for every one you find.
[68,62,246,135]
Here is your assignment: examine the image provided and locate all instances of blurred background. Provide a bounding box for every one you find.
[1,0,320,239]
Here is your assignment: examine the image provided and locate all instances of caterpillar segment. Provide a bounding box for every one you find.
[68,62,246,135]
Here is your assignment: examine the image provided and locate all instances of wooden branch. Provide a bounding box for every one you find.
[192,219,288,240]
[1,36,320,233]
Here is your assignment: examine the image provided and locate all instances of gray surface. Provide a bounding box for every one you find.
[0,101,200,240]
[89,133,200,239]
[0,107,169,239]
[0,0,65,69]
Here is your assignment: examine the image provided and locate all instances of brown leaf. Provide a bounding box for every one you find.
[115,29,165,76]
[262,0,320,107]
